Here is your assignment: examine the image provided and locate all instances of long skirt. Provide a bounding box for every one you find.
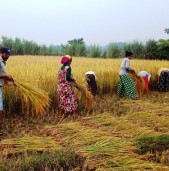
[117,75,137,99]
[58,82,78,113]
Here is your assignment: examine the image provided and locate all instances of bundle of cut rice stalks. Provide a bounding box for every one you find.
[73,82,94,110]
[11,80,51,115]
[128,70,145,96]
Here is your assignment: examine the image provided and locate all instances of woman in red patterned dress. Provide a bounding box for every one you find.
[57,55,78,118]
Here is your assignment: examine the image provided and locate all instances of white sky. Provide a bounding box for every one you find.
[0,0,169,45]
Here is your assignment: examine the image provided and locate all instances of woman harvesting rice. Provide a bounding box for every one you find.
[117,51,137,99]
[57,55,78,118]
[157,68,169,92]
[85,71,98,96]
[138,71,151,94]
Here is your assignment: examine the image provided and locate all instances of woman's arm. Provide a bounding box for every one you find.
[0,75,13,81]
[66,67,74,82]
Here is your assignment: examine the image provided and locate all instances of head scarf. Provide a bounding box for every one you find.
[61,55,72,64]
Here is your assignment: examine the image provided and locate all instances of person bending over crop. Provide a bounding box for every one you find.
[138,71,151,94]
[57,55,78,118]
[157,68,169,92]
[0,47,13,138]
[117,51,137,99]
[85,71,98,96]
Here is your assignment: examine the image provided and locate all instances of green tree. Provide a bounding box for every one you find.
[164,28,169,34]
[48,45,59,56]
[87,45,101,58]
[39,45,48,55]
[23,40,35,55]
[62,38,86,56]
[12,37,23,55]
[144,40,158,59]
[157,39,169,60]
[101,50,107,58]
[107,43,121,58]
[1,36,13,49]
[123,41,144,58]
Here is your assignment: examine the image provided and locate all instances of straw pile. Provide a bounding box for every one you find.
[12,80,51,115]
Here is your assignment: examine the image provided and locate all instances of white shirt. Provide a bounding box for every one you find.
[119,57,132,75]
[0,57,7,86]
[138,71,151,81]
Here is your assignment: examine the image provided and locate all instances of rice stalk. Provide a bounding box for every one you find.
[12,80,51,115]
[73,82,94,110]
[80,139,118,155]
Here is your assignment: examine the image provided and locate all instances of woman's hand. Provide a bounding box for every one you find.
[6,75,13,81]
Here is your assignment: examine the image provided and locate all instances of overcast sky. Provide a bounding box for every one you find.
[0,0,169,46]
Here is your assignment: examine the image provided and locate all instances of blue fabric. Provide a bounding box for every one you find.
[0,86,3,110]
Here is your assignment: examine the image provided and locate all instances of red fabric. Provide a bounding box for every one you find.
[143,75,149,93]
[61,56,70,64]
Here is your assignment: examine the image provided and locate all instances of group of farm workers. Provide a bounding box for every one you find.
[0,46,169,137]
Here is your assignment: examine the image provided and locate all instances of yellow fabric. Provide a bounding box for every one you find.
[65,55,71,59]
[157,68,169,76]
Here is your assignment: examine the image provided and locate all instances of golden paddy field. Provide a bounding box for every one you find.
[1,56,169,170]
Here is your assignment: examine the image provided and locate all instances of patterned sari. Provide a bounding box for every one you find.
[57,66,78,113]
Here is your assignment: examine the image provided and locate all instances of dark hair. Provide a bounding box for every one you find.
[125,51,132,57]
[0,46,11,56]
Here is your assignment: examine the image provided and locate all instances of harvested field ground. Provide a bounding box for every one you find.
[1,91,169,170]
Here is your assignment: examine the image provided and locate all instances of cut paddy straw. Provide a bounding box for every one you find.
[11,79,51,115]
[73,82,94,110]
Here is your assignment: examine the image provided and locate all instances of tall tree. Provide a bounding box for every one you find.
[144,40,158,59]
[12,37,23,55]
[164,28,169,34]
[87,45,101,58]
[63,38,86,56]
[1,36,13,49]
[157,39,169,60]
[107,43,121,58]
[123,41,144,58]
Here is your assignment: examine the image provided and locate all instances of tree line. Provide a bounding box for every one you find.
[0,29,169,60]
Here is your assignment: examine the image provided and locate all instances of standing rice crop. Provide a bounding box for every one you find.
[3,56,169,115]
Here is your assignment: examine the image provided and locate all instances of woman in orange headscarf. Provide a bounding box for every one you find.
[57,55,78,118]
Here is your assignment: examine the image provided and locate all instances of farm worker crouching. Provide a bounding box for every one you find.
[117,51,137,99]
[85,71,98,96]
[0,47,13,138]
[157,68,169,92]
[57,55,78,118]
[138,71,151,93]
